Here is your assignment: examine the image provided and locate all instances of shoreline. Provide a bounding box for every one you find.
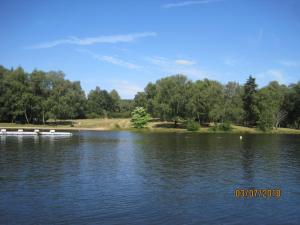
[1,124,300,134]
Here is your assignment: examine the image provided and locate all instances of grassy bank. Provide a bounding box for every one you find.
[1,118,300,134]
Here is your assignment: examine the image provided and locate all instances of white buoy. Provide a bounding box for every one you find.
[240,136,243,140]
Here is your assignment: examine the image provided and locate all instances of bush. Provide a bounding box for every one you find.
[114,123,121,129]
[218,122,233,131]
[186,120,200,131]
[209,122,232,132]
[131,107,151,128]
[257,112,273,131]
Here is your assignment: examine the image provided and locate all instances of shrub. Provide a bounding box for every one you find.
[131,107,151,128]
[209,123,219,132]
[186,120,200,131]
[218,122,233,131]
[257,112,273,131]
[114,123,121,129]
[209,122,232,132]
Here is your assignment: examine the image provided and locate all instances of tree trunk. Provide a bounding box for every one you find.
[42,110,45,125]
[24,111,29,124]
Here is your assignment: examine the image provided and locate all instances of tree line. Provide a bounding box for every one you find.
[0,65,134,124]
[0,65,299,130]
[134,75,300,130]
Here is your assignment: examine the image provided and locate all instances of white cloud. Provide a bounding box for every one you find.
[175,59,195,65]
[278,60,300,67]
[77,49,140,69]
[146,56,208,78]
[256,69,285,85]
[265,70,284,83]
[163,0,223,8]
[110,80,143,99]
[28,32,157,49]
[99,56,140,69]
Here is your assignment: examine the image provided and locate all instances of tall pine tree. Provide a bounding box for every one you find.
[243,75,258,126]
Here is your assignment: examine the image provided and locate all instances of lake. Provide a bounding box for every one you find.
[0,131,300,225]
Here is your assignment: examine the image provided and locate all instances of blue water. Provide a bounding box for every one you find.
[0,131,300,225]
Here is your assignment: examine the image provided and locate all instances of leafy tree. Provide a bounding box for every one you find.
[186,79,223,123]
[87,87,113,118]
[222,82,244,124]
[144,83,157,115]
[255,81,286,131]
[131,107,151,128]
[6,67,29,123]
[279,82,300,129]
[153,75,190,126]
[29,70,51,123]
[39,72,86,121]
[134,92,147,108]
[109,89,121,112]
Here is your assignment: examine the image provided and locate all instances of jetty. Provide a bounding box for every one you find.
[0,129,72,136]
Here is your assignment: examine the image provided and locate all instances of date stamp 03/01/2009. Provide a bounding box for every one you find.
[235,189,281,199]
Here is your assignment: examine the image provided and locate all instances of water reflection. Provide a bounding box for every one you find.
[0,135,6,144]
[240,136,256,184]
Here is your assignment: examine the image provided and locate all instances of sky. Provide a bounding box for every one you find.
[0,0,300,99]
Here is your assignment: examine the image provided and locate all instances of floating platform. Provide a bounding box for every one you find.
[0,129,72,136]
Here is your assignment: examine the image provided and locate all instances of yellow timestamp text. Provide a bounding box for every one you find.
[235,189,281,199]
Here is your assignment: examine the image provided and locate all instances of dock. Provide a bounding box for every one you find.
[0,129,72,136]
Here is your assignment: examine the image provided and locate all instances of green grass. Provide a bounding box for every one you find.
[1,119,300,134]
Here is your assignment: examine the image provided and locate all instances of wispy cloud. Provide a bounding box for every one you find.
[278,60,300,67]
[175,59,195,65]
[146,56,208,78]
[27,32,157,49]
[256,69,286,86]
[109,80,143,99]
[224,58,238,66]
[163,0,223,8]
[77,49,141,69]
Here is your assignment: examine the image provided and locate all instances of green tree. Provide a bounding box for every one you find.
[5,67,29,123]
[134,92,147,108]
[46,72,86,120]
[286,82,300,128]
[144,83,157,116]
[86,87,113,118]
[29,70,51,124]
[109,89,121,112]
[186,79,223,123]
[255,81,286,131]
[223,82,244,124]
[153,75,190,126]
[243,75,258,126]
[131,107,151,128]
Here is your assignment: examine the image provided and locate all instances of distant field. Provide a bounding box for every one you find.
[1,119,300,134]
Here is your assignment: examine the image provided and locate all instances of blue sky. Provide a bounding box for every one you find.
[1,0,300,98]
